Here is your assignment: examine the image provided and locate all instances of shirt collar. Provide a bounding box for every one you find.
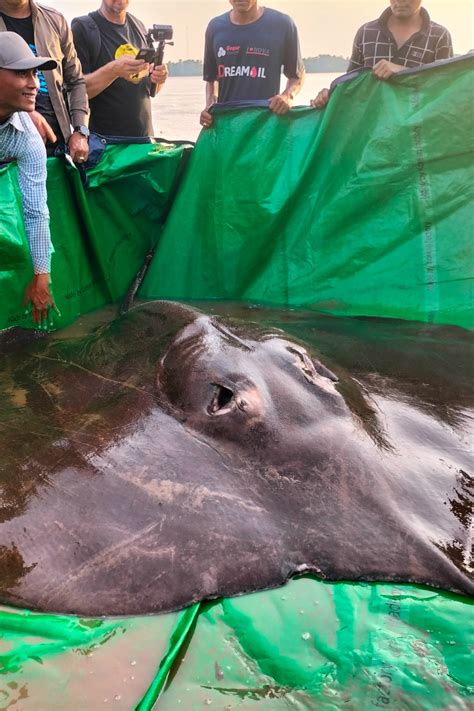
[0,112,25,132]
[378,6,431,35]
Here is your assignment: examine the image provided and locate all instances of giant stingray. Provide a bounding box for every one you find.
[0,301,472,616]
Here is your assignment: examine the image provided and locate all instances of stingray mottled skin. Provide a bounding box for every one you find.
[0,301,472,616]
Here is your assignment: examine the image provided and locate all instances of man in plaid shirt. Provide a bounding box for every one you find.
[312,0,453,108]
[0,32,57,323]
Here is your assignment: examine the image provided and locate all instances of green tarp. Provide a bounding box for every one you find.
[0,58,473,709]
[0,142,191,332]
[140,56,474,329]
[1,581,472,709]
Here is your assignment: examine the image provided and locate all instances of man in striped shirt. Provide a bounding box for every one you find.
[0,31,56,323]
[312,1,453,108]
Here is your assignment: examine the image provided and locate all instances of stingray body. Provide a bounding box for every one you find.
[0,301,472,615]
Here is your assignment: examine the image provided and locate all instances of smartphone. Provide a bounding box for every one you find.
[135,48,155,63]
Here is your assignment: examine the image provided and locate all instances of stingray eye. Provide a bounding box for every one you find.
[208,383,235,415]
[287,346,338,383]
[313,360,338,382]
[288,346,317,379]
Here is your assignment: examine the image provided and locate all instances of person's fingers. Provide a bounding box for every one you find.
[124,58,147,68]
[151,71,167,85]
[46,125,57,143]
[270,100,289,115]
[200,112,213,127]
[312,97,324,108]
[72,147,88,163]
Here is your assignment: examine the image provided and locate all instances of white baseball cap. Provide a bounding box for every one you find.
[0,31,57,71]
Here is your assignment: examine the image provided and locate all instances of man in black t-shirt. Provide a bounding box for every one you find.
[72,0,168,137]
[200,0,305,129]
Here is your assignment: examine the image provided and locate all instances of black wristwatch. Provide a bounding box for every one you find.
[73,125,90,138]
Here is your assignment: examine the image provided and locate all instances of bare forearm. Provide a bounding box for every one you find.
[84,62,118,99]
[205,81,218,108]
[283,73,305,99]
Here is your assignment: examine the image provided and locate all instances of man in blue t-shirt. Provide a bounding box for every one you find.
[200,0,305,128]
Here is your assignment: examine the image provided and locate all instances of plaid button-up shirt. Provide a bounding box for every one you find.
[349,7,453,72]
[0,111,52,274]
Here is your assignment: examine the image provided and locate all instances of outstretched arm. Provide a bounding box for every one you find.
[16,120,55,324]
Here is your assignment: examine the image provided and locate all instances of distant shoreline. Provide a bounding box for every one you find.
[168,55,349,77]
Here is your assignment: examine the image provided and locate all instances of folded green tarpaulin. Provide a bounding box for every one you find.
[141,55,474,329]
[0,142,191,332]
[0,58,472,332]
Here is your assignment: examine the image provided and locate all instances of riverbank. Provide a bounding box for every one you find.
[168,55,348,76]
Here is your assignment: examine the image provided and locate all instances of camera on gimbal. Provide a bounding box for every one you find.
[142,24,173,97]
[147,24,173,45]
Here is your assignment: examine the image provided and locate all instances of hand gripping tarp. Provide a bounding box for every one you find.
[140,55,474,329]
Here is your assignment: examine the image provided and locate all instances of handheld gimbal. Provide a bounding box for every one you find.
[146,24,174,98]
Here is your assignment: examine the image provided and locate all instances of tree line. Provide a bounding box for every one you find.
[168,55,349,77]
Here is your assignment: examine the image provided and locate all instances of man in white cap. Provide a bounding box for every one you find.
[0,31,57,324]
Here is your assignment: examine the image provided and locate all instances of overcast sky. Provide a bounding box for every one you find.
[56,1,473,61]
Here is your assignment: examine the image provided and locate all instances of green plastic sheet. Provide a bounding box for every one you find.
[1,581,472,709]
[0,59,473,709]
[0,142,191,332]
[141,56,474,329]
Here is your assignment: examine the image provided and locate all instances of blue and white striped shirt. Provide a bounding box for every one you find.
[0,111,52,273]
